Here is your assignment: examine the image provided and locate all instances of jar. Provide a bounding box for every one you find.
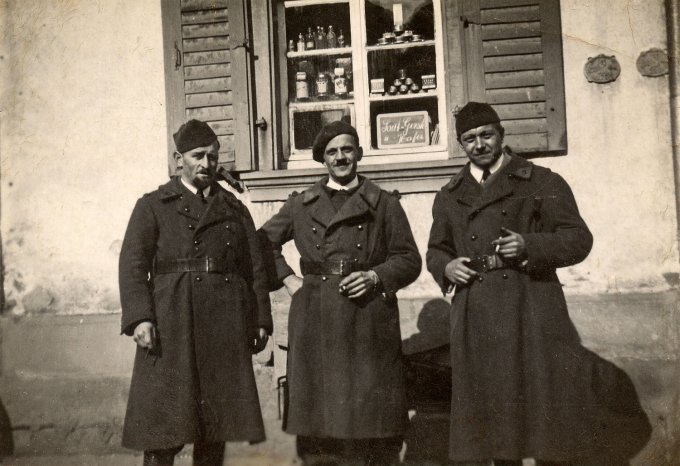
[333,68,348,97]
[316,73,329,97]
[295,72,309,100]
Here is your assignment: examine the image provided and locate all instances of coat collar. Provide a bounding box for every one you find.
[302,175,381,229]
[445,154,533,192]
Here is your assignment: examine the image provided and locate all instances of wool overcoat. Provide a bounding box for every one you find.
[427,155,609,461]
[119,177,272,451]
[260,176,421,439]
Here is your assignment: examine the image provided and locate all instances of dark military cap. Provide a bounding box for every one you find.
[312,120,359,163]
[173,119,218,153]
[455,102,501,139]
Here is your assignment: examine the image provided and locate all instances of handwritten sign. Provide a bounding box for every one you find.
[377,111,430,149]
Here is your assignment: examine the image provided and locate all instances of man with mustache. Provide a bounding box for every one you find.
[426,102,614,465]
[119,119,271,465]
[259,121,421,465]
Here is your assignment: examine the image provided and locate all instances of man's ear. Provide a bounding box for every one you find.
[356,146,363,162]
[173,151,183,168]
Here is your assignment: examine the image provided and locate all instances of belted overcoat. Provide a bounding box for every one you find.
[260,176,421,439]
[119,177,272,451]
[427,155,609,461]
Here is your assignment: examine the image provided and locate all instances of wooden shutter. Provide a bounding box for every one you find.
[461,0,566,154]
[161,0,256,173]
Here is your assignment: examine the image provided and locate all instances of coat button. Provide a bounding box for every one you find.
[315,244,321,249]
[502,273,508,279]
[358,225,363,230]
[312,227,317,233]
[194,239,201,245]
[321,276,327,281]
[225,277,230,283]
[184,207,190,212]
[501,210,507,216]
[471,234,477,241]
[196,276,202,282]
[356,243,362,249]
[226,241,231,247]
[225,225,230,230]
[188,224,194,230]
[477,276,484,282]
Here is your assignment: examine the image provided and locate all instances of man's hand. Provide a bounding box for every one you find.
[252,327,269,354]
[283,274,303,297]
[132,321,156,349]
[444,257,477,286]
[491,227,526,259]
[339,270,379,299]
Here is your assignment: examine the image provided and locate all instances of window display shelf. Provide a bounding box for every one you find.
[287,47,353,59]
[284,0,349,7]
[368,92,438,102]
[365,40,435,52]
[289,99,353,110]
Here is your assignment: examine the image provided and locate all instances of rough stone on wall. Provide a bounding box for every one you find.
[21,286,56,314]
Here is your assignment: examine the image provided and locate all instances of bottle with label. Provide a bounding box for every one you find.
[296,72,309,100]
[338,28,346,47]
[315,26,326,49]
[327,26,337,48]
[316,72,329,98]
[333,68,347,97]
[297,33,305,52]
[288,39,295,52]
[306,27,315,50]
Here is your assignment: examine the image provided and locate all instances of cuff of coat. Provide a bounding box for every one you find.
[428,254,454,293]
[121,316,154,336]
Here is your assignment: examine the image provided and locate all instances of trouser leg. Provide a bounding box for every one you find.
[364,437,402,466]
[193,441,226,466]
[143,445,183,466]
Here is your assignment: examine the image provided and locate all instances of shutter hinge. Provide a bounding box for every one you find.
[255,117,267,131]
[460,15,480,28]
[231,39,251,52]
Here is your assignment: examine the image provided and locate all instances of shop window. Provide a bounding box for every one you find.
[161,0,567,200]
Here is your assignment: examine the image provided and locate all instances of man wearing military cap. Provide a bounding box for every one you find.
[119,119,272,465]
[426,102,621,464]
[259,120,421,465]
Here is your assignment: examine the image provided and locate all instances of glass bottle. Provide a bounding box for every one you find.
[327,26,337,48]
[295,72,309,100]
[338,28,346,47]
[306,27,315,50]
[316,72,329,98]
[316,26,326,49]
[297,33,305,52]
[288,39,295,52]
[333,67,347,97]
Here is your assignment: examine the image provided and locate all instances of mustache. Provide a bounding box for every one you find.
[333,159,351,167]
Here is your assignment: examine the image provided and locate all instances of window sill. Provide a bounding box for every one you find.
[240,158,467,202]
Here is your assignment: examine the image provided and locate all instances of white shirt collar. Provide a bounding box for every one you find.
[470,152,508,183]
[326,176,359,191]
[180,177,211,198]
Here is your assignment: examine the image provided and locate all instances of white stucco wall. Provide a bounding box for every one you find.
[0,0,675,315]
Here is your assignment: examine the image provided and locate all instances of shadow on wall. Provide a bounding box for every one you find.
[0,397,14,458]
[401,298,652,465]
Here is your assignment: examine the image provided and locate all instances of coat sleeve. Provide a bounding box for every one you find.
[119,196,158,336]
[522,172,593,273]
[426,190,456,294]
[239,203,274,334]
[371,194,422,295]
[258,197,297,290]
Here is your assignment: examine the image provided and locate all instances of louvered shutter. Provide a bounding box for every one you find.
[162,0,255,174]
[461,0,566,154]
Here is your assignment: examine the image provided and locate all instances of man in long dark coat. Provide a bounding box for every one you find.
[119,119,272,466]
[259,121,421,465]
[427,102,611,465]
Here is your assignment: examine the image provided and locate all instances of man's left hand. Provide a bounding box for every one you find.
[491,227,526,259]
[339,271,380,299]
[252,327,269,354]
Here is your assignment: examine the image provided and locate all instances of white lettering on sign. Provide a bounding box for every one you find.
[377,111,430,149]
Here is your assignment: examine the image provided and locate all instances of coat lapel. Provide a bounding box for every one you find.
[303,180,336,228]
[327,177,380,230]
[468,155,532,213]
[162,178,201,221]
[195,184,239,232]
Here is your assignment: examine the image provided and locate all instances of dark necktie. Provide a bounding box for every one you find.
[481,169,491,184]
[197,189,206,203]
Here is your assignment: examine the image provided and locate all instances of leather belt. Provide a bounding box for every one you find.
[154,257,236,274]
[300,260,368,276]
[466,254,506,273]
